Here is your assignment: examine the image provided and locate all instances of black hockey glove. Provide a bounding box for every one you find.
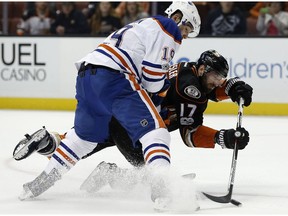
[215,127,250,150]
[225,77,253,107]
[150,79,170,107]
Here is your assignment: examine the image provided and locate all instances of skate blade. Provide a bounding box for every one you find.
[13,128,47,160]
[18,187,34,201]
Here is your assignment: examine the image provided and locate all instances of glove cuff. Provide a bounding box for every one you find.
[225,77,241,95]
[216,130,227,149]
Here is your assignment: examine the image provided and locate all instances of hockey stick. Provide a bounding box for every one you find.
[203,97,244,207]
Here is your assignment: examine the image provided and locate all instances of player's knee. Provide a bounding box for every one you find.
[140,128,170,146]
[46,129,98,174]
[63,129,98,158]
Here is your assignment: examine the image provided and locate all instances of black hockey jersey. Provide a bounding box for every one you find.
[161,62,229,148]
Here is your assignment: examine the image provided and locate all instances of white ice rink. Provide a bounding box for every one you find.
[1,109,288,214]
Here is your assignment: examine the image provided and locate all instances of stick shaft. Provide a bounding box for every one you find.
[203,98,244,204]
[227,98,244,192]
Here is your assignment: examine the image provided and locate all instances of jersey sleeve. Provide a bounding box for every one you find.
[188,125,218,148]
[141,16,182,93]
[208,79,229,102]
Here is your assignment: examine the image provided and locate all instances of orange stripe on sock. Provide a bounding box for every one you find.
[145,149,170,162]
[56,148,76,165]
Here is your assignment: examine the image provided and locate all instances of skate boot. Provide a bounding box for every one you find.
[19,168,62,200]
[13,126,60,161]
[80,161,118,193]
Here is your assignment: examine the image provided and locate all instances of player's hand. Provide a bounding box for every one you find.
[215,127,250,150]
[150,79,170,107]
[225,77,253,106]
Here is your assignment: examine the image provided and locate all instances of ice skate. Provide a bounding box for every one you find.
[19,168,61,201]
[150,174,173,212]
[153,192,200,213]
[80,161,118,193]
[152,173,200,213]
[13,127,59,160]
[19,183,35,201]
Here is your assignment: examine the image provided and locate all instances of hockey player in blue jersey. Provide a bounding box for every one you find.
[15,1,201,209]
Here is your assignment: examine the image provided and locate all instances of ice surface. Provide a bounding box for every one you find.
[1,109,288,214]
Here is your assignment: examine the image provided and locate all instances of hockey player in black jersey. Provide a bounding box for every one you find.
[161,49,252,150]
[13,49,253,194]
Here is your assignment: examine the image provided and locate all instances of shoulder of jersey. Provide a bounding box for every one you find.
[151,15,182,44]
[177,62,203,101]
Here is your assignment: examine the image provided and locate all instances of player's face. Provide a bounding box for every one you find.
[201,71,225,93]
[179,23,193,39]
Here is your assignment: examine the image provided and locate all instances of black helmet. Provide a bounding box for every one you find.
[196,50,229,78]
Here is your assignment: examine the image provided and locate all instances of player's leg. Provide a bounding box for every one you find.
[14,120,132,196]
[109,117,145,167]
[81,71,171,197]
[19,68,113,200]
[112,74,171,203]
[79,161,136,192]
[13,126,117,161]
[80,117,145,193]
[19,127,98,200]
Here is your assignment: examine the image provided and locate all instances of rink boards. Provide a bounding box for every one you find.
[0,37,287,115]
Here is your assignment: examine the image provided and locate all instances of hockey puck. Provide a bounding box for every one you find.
[181,173,196,180]
[230,199,242,207]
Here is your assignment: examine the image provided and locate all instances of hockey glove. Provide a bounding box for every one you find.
[215,127,249,150]
[225,77,253,106]
[150,79,170,107]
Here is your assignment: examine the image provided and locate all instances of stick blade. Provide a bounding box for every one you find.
[202,192,231,203]
[230,199,242,207]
